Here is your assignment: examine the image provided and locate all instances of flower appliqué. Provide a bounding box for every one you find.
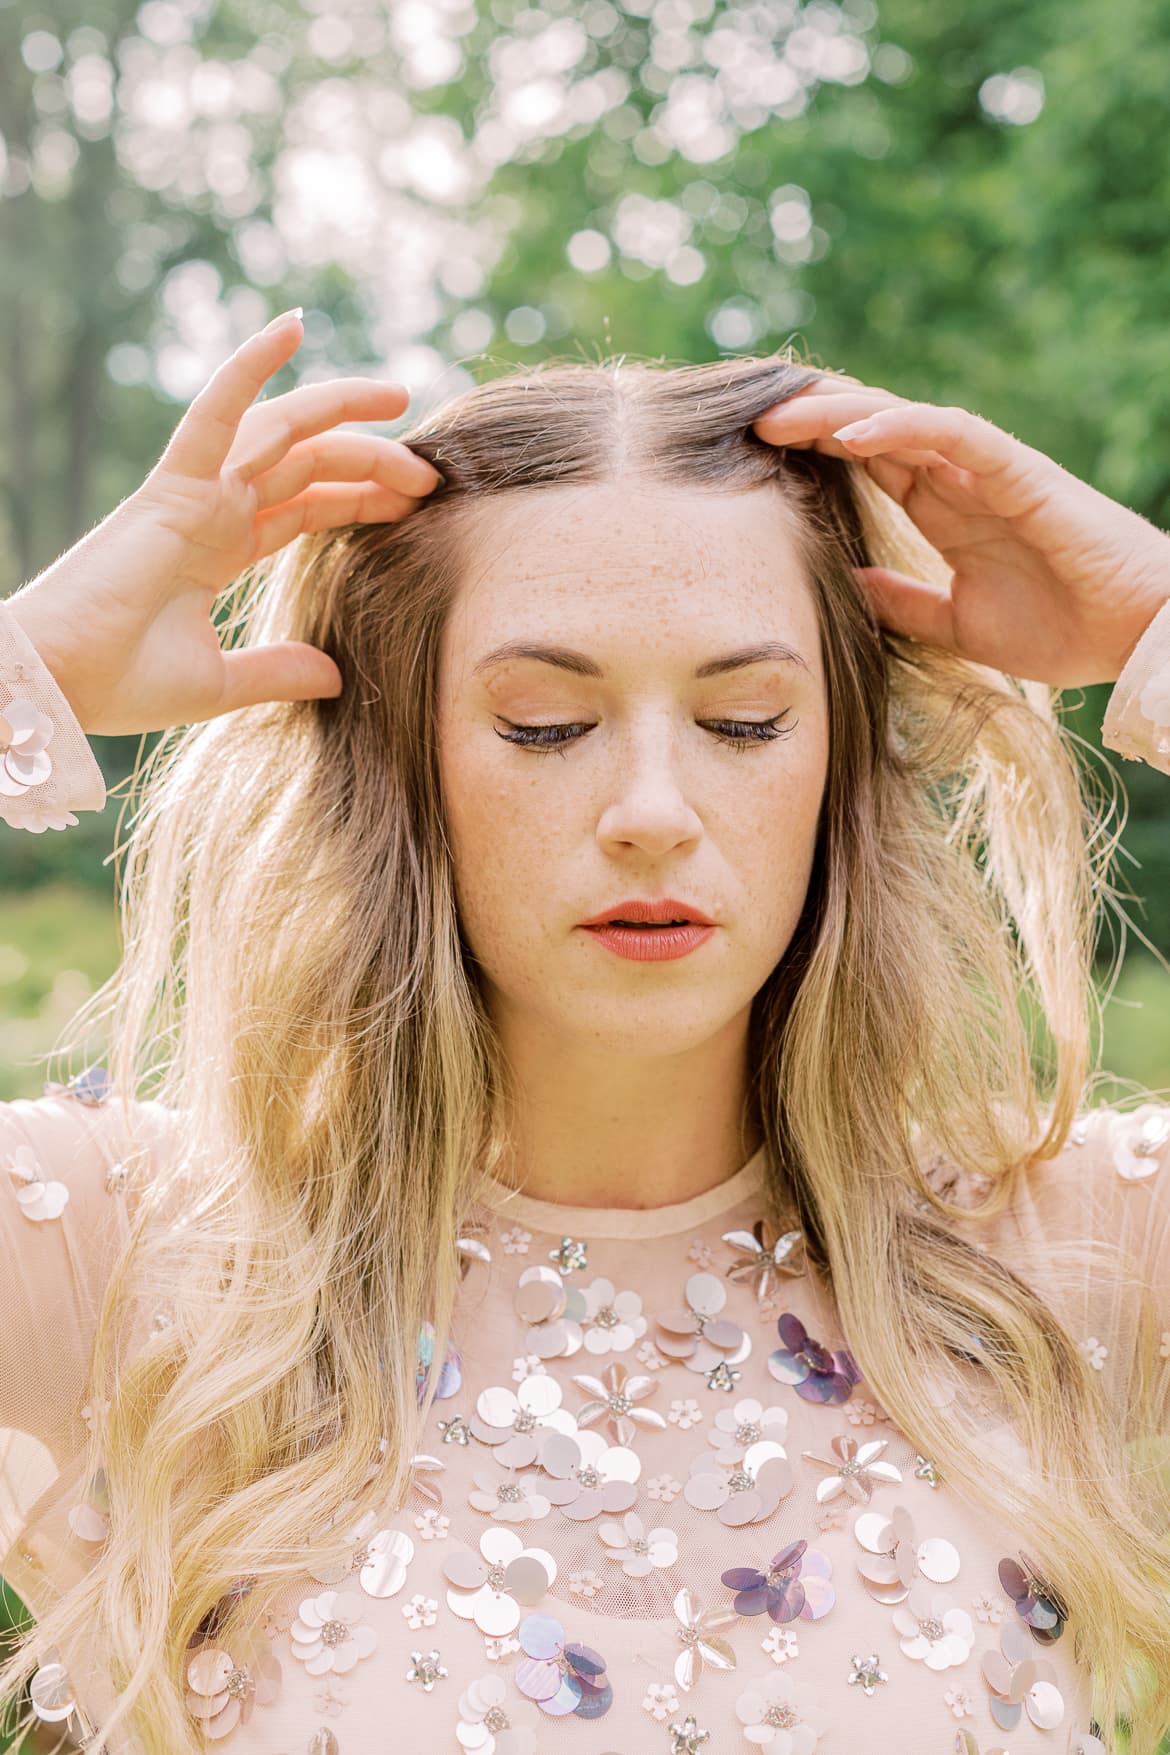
[721,1538,835,1624]
[656,1272,751,1377]
[801,1433,902,1505]
[183,1630,282,1737]
[470,1375,578,1467]
[768,1314,862,1404]
[598,1511,679,1577]
[853,1503,960,1602]
[538,1429,640,1520]
[571,1360,667,1446]
[981,1621,1066,1731]
[722,1219,805,1304]
[580,1276,648,1354]
[709,1396,789,1465]
[443,1528,556,1635]
[457,1673,539,1753]
[892,1582,975,1670]
[289,1589,378,1676]
[515,1612,613,1718]
[468,1462,551,1523]
[5,1145,69,1221]
[673,1585,738,1691]
[735,1669,827,1751]
[0,698,54,797]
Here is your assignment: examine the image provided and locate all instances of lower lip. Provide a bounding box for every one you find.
[580,922,716,961]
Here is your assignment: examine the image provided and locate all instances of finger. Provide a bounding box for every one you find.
[251,481,424,559]
[251,432,442,511]
[852,566,956,650]
[230,380,421,485]
[754,386,912,452]
[217,641,344,714]
[160,314,307,483]
[753,390,949,464]
[832,405,1052,511]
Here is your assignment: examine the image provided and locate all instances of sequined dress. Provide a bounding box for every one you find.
[2,594,1170,1755]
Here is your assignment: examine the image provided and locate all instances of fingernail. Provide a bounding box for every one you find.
[834,418,877,441]
[264,306,303,331]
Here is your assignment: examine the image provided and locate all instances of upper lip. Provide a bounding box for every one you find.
[579,898,717,927]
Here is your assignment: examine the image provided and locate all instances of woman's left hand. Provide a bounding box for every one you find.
[751,377,1170,687]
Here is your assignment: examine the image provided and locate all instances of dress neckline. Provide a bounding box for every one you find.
[477,1140,769,1239]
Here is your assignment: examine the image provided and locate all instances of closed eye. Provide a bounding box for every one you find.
[493,712,797,756]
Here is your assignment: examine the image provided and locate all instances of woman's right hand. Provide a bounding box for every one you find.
[4,309,442,736]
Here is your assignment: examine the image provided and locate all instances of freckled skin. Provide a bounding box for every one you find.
[437,480,830,1208]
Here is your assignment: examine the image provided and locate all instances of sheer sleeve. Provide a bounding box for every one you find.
[1101,592,1170,778]
[0,1080,177,1569]
[0,595,106,831]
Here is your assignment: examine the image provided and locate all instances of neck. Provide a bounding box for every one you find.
[489,1009,762,1209]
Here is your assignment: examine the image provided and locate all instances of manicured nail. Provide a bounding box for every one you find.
[833,418,878,441]
[264,306,303,331]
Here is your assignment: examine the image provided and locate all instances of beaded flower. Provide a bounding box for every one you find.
[1105,1103,1170,1181]
[305,1499,416,1599]
[656,1272,751,1377]
[892,1582,975,1670]
[981,1622,1066,1731]
[580,1277,648,1354]
[514,1265,587,1359]
[289,1589,378,1676]
[183,1631,282,1738]
[721,1538,835,1624]
[456,1673,540,1753]
[443,1527,556,1635]
[0,698,54,797]
[468,1462,552,1523]
[469,1375,578,1467]
[852,1503,960,1603]
[734,1669,828,1751]
[598,1511,679,1578]
[538,1429,640,1520]
[709,1397,789,1466]
[801,1433,902,1505]
[997,1552,1067,1644]
[722,1220,805,1304]
[685,1438,795,1527]
[515,1613,613,1718]
[673,1585,738,1691]
[767,1314,862,1404]
[570,1360,667,1446]
[4,1144,68,1221]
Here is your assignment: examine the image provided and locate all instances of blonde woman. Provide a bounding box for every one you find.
[0,308,1169,1755]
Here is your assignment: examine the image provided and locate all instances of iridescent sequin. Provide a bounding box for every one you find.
[768,1313,863,1404]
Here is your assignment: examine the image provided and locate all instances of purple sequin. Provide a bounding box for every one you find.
[767,1312,863,1404]
[721,1537,836,1623]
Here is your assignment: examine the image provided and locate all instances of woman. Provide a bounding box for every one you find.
[0,308,1168,1755]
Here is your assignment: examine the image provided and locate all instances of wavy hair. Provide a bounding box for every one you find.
[2,350,1169,1753]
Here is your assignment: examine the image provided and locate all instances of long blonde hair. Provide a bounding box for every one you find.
[3,351,1169,1753]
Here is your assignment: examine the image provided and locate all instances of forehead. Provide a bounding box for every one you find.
[444,480,822,672]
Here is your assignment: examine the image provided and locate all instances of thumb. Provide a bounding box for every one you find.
[218,641,344,713]
[853,566,956,650]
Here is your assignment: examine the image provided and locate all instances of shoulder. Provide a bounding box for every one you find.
[1,1077,184,1227]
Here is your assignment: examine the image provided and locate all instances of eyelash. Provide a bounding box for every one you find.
[493,711,797,757]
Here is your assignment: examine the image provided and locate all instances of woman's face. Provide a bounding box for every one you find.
[436,479,830,1061]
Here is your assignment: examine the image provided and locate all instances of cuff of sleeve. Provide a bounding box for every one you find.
[1100,594,1170,778]
[0,596,106,832]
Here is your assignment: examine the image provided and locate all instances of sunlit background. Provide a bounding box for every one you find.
[2,0,1170,1743]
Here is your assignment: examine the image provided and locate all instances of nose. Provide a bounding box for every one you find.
[594,717,704,857]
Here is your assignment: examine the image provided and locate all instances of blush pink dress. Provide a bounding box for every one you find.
[2,593,1170,1755]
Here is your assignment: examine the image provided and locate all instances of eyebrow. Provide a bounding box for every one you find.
[471,639,811,680]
